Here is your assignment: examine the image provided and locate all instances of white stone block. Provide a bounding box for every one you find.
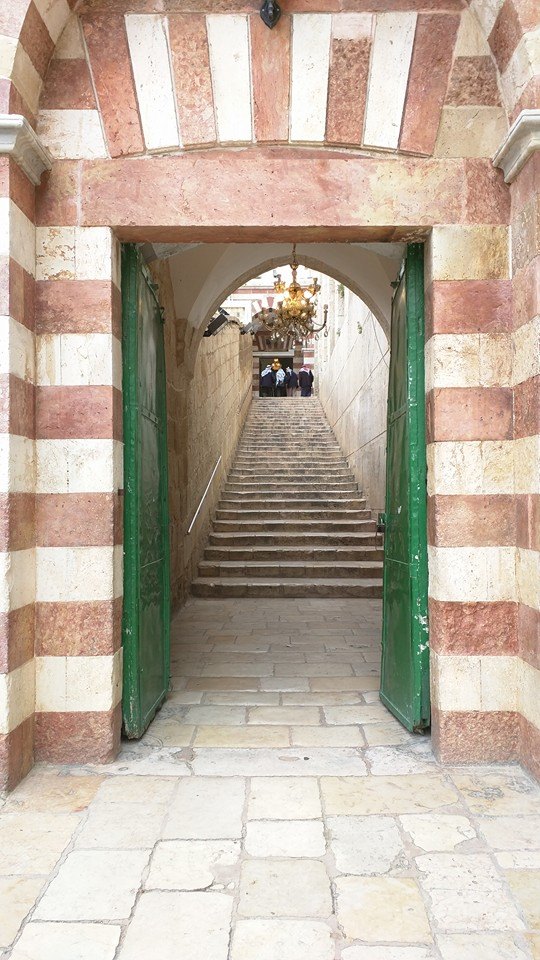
[290,14,332,142]
[0,548,35,614]
[54,15,85,59]
[455,10,491,56]
[513,315,540,386]
[431,652,482,712]
[35,649,122,712]
[516,547,540,611]
[36,546,118,602]
[0,199,36,277]
[519,660,540,729]
[12,43,43,115]
[36,438,119,493]
[33,0,71,44]
[207,15,252,143]
[513,435,540,494]
[500,30,540,112]
[428,545,516,603]
[37,110,107,160]
[331,13,373,41]
[75,227,113,281]
[479,655,518,712]
[0,316,35,382]
[434,106,508,159]
[363,12,417,149]
[0,659,35,735]
[37,333,120,387]
[36,226,76,281]
[469,0,504,39]
[125,14,180,151]
[0,435,35,493]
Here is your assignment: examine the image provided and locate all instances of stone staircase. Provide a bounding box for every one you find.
[191,398,384,598]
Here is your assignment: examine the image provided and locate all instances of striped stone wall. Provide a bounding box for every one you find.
[0,157,36,789]
[0,0,539,787]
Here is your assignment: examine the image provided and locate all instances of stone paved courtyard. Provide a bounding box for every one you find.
[1,598,539,959]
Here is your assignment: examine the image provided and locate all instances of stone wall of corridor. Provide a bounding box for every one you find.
[0,0,539,787]
[316,280,389,516]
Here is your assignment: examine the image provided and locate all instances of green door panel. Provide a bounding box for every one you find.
[380,243,430,732]
[122,244,170,738]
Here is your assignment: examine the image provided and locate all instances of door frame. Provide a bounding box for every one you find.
[121,243,171,738]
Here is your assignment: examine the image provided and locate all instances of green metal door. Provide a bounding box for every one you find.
[380,243,429,731]
[121,244,170,738]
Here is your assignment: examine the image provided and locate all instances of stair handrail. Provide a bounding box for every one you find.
[187,456,222,534]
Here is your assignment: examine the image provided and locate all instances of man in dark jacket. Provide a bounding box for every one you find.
[260,364,275,397]
[298,365,314,397]
[286,367,298,397]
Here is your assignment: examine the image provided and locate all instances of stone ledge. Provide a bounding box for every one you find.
[493,109,540,183]
[0,114,52,185]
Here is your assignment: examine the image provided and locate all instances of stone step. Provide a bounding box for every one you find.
[215,508,372,521]
[213,519,377,533]
[191,577,383,598]
[209,530,381,546]
[198,560,383,578]
[204,545,383,561]
[229,468,353,477]
[225,485,360,496]
[221,496,366,508]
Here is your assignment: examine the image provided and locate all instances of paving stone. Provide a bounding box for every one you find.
[327,815,406,874]
[183,705,247,725]
[163,777,244,839]
[366,745,437,774]
[324,704,391,724]
[342,949,436,959]
[321,775,460,815]
[0,812,80,874]
[477,817,540,852]
[186,678,259,691]
[141,720,195,745]
[504,870,540,928]
[399,815,477,851]
[282,692,364,704]
[0,877,45,949]
[93,776,177,805]
[75,801,166,849]
[117,890,232,960]
[437,933,532,959]
[231,918,335,959]
[310,677,380,691]
[192,748,367,777]
[335,875,432,942]
[249,706,321,725]
[416,854,525,931]
[291,725,365,746]
[4,774,104,813]
[8,922,121,960]
[261,678,310,691]
[238,859,332,918]
[33,850,149,920]
[451,772,540,816]
[275,663,354,676]
[248,777,321,819]
[363,722,418,746]
[146,839,240,890]
[245,820,326,857]
[194,725,290,747]
[205,692,280,705]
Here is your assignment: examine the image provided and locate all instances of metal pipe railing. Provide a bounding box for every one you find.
[187,456,222,534]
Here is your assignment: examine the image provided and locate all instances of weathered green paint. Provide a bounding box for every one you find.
[121,244,170,738]
[380,243,430,732]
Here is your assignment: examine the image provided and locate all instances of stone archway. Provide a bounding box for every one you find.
[0,0,539,789]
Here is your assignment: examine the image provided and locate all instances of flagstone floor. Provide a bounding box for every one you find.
[1,598,539,960]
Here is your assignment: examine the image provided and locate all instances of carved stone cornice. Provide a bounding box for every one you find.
[493,109,540,184]
[0,114,52,186]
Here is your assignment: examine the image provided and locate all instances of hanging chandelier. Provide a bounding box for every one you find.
[252,245,328,344]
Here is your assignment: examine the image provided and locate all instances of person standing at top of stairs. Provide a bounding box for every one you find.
[298,365,314,397]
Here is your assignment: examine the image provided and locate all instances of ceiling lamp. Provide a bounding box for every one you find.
[253,244,328,344]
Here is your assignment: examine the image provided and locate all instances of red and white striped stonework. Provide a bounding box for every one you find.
[0,0,539,788]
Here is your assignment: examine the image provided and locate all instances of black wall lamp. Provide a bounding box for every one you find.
[260,0,282,28]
